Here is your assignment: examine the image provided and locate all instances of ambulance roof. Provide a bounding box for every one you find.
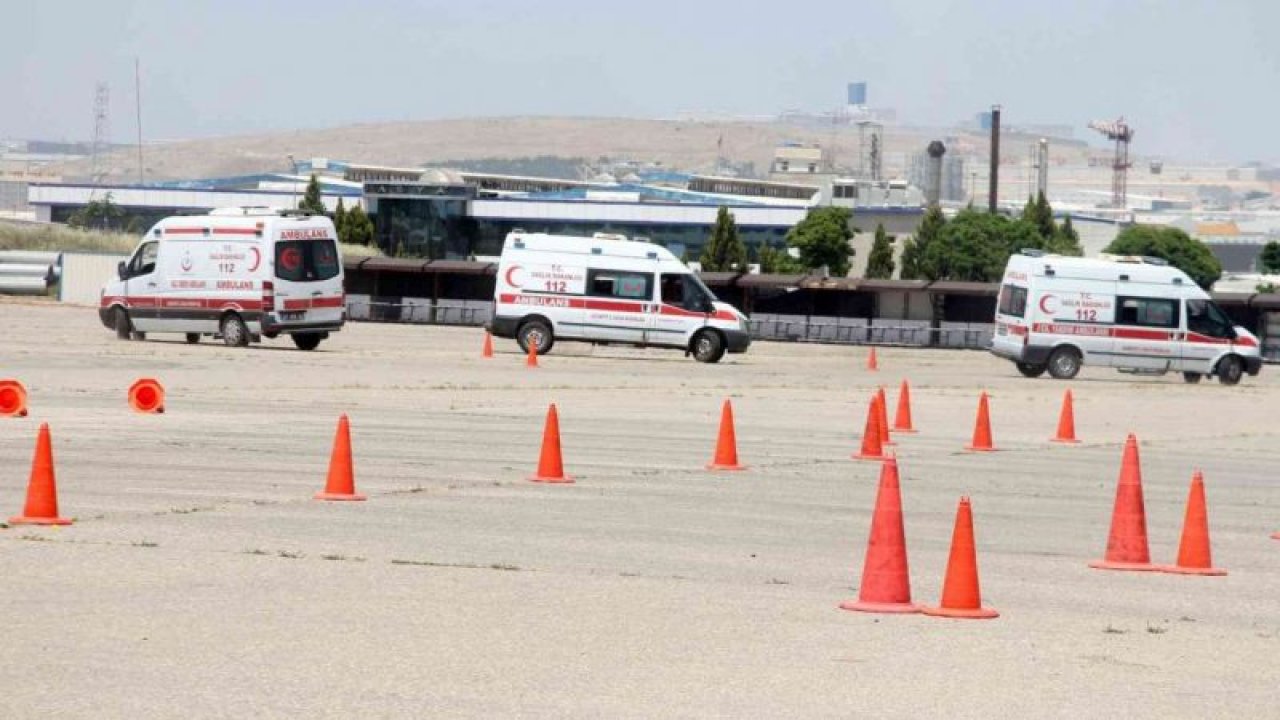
[148,209,333,237]
[503,232,680,263]
[1007,252,1195,286]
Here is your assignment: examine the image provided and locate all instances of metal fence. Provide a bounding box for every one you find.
[345,296,995,349]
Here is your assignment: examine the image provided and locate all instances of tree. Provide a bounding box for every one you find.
[920,208,1039,282]
[1104,225,1222,289]
[865,223,896,279]
[699,207,747,271]
[298,174,326,215]
[67,192,125,231]
[333,197,348,242]
[757,244,805,274]
[1053,215,1082,256]
[1260,240,1280,274]
[899,205,945,280]
[1022,190,1056,242]
[344,205,375,247]
[785,206,854,277]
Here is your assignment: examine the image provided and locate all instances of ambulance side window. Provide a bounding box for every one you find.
[128,241,158,277]
[1117,296,1178,328]
[587,269,652,300]
[661,273,712,311]
[1186,299,1234,338]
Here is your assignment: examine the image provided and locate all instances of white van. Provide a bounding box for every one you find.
[100,207,346,350]
[489,232,751,363]
[990,250,1262,384]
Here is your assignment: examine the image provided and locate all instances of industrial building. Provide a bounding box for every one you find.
[26,158,925,266]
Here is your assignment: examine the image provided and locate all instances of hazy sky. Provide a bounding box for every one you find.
[5,0,1278,163]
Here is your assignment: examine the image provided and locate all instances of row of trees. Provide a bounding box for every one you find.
[698,191,1086,282]
[299,174,375,246]
[701,205,856,276]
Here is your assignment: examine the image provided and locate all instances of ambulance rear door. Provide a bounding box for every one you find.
[272,224,344,328]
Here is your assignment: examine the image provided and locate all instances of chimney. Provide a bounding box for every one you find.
[988,105,1001,213]
[925,141,946,206]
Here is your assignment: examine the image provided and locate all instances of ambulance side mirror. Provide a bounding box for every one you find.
[117,261,128,280]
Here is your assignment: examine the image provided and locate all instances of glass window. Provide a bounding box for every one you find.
[587,269,651,300]
[661,273,714,311]
[1186,299,1233,338]
[1117,297,1178,328]
[275,239,340,282]
[997,284,1027,318]
[130,241,158,276]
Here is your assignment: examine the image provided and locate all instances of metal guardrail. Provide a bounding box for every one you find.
[748,318,993,349]
[344,297,996,350]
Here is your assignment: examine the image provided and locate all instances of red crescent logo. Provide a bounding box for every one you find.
[1039,294,1057,314]
[248,247,262,272]
[504,265,522,288]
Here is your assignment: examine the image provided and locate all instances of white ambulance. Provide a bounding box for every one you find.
[990,251,1262,384]
[100,207,346,350]
[489,232,751,363]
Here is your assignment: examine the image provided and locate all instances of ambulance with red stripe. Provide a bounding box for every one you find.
[100,207,345,350]
[991,250,1262,384]
[490,232,751,363]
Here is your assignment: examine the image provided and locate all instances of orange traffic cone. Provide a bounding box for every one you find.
[707,399,746,471]
[1089,434,1156,571]
[526,341,539,368]
[482,331,494,359]
[866,347,879,371]
[892,380,916,433]
[128,378,165,413]
[854,394,885,461]
[1051,389,1078,443]
[840,455,919,614]
[876,386,894,446]
[922,497,998,619]
[965,392,995,451]
[315,414,366,501]
[0,379,28,417]
[530,403,572,483]
[1161,471,1226,576]
[9,423,71,526]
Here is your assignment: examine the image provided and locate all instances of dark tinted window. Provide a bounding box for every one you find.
[1186,299,1234,338]
[129,241,158,276]
[276,240,340,282]
[587,269,651,300]
[1117,296,1178,328]
[998,284,1027,318]
[661,273,713,311]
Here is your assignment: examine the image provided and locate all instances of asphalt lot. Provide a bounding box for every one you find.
[1,300,1278,718]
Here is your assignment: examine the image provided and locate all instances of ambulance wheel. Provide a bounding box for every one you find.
[113,308,133,340]
[185,333,200,344]
[1182,372,1202,384]
[1216,355,1243,386]
[292,333,323,351]
[517,320,554,355]
[1016,362,1047,378]
[691,330,726,364]
[1047,346,1082,380]
[220,313,250,348]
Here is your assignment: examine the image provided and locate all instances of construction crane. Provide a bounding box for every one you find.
[1088,117,1134,209]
